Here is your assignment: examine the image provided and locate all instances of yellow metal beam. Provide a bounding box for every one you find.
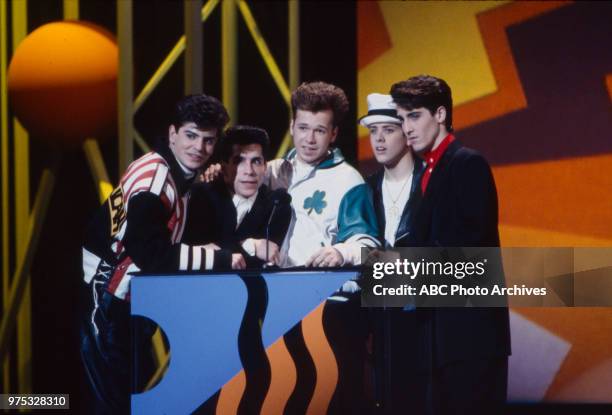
[185,0,203,95]
[277,0,300,158]
[237,0,291,104]
[288,0,299,91]
[133,128,151,155]
[63,0,79,20]
[83,139,113,203]
[0,166,56,363]
[12,0,32,395]
[117,0,134,173]
[1,0,10,394]
[222,0,238,123]
[133,0,219,113]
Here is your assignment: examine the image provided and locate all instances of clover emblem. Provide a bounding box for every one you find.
[303,190,327,215]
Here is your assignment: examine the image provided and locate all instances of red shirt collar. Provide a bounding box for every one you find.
[422,133,455,168]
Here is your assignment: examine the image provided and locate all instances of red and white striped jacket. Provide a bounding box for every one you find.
[83,147,229,301]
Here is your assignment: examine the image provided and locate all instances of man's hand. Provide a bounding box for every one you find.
[231,253,246,270]
[201,243,221,251]
[253,239,280,265]
[201,163,223,183]
[306,246,343,268]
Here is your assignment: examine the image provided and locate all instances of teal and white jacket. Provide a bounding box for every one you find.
[266,148,380,267]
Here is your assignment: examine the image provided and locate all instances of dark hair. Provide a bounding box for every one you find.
[291,81,349,127]
[171,94,230,132]
[219,125,270,162]
[390,75,453,132]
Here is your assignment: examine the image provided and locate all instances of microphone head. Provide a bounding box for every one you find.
[271,189,291,205]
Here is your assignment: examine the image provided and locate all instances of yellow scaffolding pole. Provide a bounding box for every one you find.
[83,139,113,203]
[63,0,78,19]
[133,0,219,114]
[185,0,204,95]
[237,0,291,104]
[12,0,32,395]
[117,0,134,173]
[133,129,151,155]
[222,0,238,123]
[0,166,56,363]
[1,0,10,394]
[278,0,300,158]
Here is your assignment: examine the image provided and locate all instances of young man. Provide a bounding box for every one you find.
[266,81,380,267]
[361,93,422,248]
[391,75,511,414]
[185,125,291,267]
[360,93,423,412]
[81,94,231,413]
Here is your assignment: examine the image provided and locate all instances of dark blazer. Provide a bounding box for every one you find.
[397,139,511,367]
[184,180,292,268]
[366,162,424,247]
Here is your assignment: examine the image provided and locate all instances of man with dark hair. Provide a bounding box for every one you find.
[360,93,423,412]
[267,81,379,267]
[390,75,511,414]
[81,94,233,413]
[185,125,291,267]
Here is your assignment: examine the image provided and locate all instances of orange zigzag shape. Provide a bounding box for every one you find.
[358,1,572,161]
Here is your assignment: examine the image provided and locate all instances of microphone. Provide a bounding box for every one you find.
[265,190,291,266]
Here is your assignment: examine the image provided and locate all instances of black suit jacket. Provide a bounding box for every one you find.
[397,140,511,367]
[366,162,424,247]
[184,180,292,268]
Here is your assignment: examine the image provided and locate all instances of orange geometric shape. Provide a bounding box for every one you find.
[605,74,612,102]
[357,2,392,70]
[358,133,373,162]
[492,153,612,240]
[216,369,246,415]
[302,302,338,415]
[453,1,571,131]
[260,337,298,415]
[554,358,612,403]
[514,308,612,401]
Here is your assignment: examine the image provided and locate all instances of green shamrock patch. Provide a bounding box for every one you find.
[303,190,327,215]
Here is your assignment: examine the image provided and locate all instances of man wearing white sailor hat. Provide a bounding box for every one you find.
[361,93,424,412]
[361,93,422,248]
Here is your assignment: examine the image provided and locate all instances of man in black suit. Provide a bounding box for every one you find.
[185,125,291,268]
[390,75,511,414]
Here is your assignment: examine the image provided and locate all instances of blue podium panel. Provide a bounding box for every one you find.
[130,270,358,415]
[131,275,248,415]
[261,271,358,347]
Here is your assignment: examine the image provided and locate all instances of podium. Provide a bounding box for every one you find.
[130,269,362,415]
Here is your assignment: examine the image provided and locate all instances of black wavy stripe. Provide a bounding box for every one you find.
[322,295,370,414]
[237,275,271,414]
[191,391,220,415]
[283,322,317,415]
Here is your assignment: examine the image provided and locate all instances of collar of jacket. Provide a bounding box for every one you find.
[284,147,345,170]
[155,142,196,196]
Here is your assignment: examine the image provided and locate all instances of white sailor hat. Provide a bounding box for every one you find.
[358,93,402,127]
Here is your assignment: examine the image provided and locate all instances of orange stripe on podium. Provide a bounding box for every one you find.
[303,302,338,415]
[260,337,298,415]
[215,369,246,415]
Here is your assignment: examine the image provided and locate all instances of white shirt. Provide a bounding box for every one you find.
[232,192,258,228]
[382,173,412,247]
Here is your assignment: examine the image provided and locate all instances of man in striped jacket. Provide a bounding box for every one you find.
[81,94,235,413]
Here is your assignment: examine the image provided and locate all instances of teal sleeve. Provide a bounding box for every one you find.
[337,183,380,243]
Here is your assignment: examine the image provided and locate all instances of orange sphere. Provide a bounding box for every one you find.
[7,21,118,147]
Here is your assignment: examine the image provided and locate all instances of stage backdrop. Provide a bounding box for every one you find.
[357,0,612,403]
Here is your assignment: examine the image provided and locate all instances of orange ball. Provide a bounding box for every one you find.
[7,21,118,147]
